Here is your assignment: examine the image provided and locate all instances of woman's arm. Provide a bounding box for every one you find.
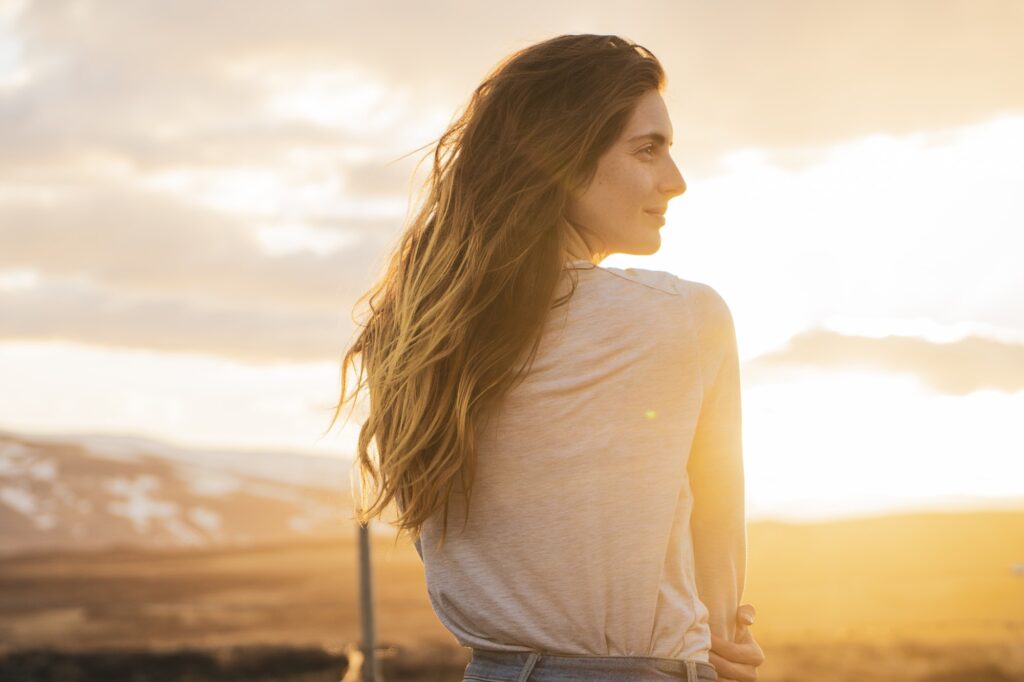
[687,285,747,645]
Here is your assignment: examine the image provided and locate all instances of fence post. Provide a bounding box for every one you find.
[358,520,379,682]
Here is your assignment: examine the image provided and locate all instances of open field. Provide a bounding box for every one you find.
[1,510,1022,681]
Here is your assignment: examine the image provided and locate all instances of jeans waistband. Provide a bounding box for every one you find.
[466,647,719,681]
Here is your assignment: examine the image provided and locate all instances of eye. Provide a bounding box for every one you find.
[638,144,656,158]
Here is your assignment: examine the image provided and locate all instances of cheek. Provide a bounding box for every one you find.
[573,158,651,224]
[601,160,653,204]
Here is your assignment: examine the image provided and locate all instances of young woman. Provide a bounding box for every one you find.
[331,34,765,682]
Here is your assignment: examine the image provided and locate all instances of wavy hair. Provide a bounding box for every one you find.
[326,34,666,550]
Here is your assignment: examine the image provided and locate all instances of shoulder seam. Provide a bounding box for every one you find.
[595,267,681,296]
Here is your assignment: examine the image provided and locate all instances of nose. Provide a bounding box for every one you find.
[661,156,686,199]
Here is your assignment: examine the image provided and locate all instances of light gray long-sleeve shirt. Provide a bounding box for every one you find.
[408,261,747,662]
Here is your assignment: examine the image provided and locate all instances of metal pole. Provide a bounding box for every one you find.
[358,520,379,682]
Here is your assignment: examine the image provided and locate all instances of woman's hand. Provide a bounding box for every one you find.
[708,604,765,682]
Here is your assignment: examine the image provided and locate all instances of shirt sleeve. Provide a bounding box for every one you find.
[687,283,747,644]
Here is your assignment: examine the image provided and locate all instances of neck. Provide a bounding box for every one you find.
[562,218,605,265]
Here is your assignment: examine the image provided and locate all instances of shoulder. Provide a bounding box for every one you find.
[584,266,735,343]
[675,278,735,330]
[595,265,684,297]
[691,290,739,386]
[661,275,737,352]
[599,267,733,323]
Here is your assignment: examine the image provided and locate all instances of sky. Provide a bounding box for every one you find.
[1,0,1022,523]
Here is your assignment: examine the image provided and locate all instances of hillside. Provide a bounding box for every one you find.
[0,429,354,555]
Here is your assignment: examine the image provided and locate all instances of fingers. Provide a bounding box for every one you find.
[708,651,758,682]
[708,651,759,682]
[708,605,766,681]
[709,631,765,666]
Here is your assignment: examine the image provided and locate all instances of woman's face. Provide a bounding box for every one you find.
[565,89,686,259]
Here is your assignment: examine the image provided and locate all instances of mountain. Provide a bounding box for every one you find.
[0,429,359,555]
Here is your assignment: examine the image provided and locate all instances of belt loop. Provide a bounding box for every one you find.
[684,659,698,681]
[515,651,541,682]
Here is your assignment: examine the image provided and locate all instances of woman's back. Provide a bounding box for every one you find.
[414,262,746,663]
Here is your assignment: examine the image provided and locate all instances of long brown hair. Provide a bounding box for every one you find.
[326,34,666,550]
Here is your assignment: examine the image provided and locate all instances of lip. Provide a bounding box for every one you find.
[645,210,666,225]
[644,208,667,216]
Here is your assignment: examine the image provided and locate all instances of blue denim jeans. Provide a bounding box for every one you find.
[463,648,719,681]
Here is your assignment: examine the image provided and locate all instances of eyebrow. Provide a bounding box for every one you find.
[627,132,673,147]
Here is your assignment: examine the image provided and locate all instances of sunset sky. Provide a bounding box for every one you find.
[1,0,1022,523]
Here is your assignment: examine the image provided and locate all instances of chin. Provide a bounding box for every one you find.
[621,240,661,257]
[613,226,662,256]
[638,234,662,255]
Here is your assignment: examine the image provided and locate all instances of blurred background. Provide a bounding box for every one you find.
[1,1,1022,680]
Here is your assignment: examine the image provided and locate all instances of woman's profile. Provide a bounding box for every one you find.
[329,33,765,682]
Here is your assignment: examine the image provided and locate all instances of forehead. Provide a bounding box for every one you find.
[621,90,673,141]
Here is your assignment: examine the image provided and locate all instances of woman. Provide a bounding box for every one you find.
[330,34,765,682]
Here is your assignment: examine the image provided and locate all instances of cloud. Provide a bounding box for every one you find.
[1,0,1021,367]
[5,1,1023,177]
[655,1,1024,172]
[745,329,1024,395]
[0,274,348,364]
[0,186,395,313]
